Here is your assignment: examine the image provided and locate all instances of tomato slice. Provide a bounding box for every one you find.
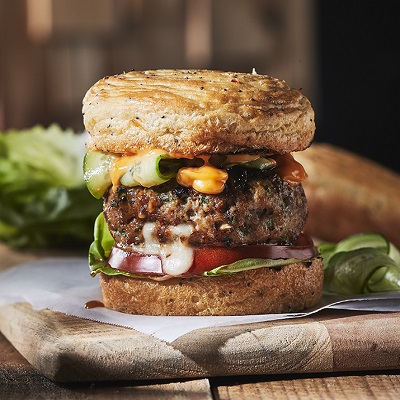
[107,234,317,277]
[187,234,317,275]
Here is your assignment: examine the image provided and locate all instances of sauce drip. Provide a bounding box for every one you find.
[84,300,105,309]
[273,154,307,185]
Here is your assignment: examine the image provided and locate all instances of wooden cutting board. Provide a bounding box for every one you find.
[0,302,399,382]
[1,245,400,382]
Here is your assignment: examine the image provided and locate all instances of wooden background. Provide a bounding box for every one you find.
[0,0,315,132]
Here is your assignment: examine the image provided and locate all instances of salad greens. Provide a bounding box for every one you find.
[0,124,102,248]
[318,233,400,295]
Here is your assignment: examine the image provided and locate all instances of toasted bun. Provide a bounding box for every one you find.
[83,69,315,156]
[98,258,323,316]
[296,143,400,249]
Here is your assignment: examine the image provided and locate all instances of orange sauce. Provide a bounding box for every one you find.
[273,154,308,185]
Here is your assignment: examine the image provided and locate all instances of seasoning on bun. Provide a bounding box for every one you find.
[83,69,323,316]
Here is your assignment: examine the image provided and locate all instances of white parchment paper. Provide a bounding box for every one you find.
[1,257,400,342]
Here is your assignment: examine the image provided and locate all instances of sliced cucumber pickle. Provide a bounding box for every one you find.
[120,153,184,188]
[334,232,400,264]
[240,157,277,170]
[84,151,117,199]
[318,232,400,295]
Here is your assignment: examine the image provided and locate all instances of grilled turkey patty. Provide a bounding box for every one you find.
[103,167,307,249]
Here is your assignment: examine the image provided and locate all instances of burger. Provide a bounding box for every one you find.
[82,69,323,316]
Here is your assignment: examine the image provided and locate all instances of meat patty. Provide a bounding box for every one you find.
[103,167,307,249]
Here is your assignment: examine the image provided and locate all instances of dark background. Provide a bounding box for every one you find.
[315,2,399,171]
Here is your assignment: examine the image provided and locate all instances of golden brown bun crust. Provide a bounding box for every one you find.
[296,143,400,249]
[83,69,315,156]
[99,258,323,316]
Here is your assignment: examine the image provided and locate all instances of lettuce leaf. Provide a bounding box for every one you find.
[203,257,310,276]
[89,212,114,273]
[0,124,102,248]
[318,233,400,295]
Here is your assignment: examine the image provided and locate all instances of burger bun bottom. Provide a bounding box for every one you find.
[99,258,324,316]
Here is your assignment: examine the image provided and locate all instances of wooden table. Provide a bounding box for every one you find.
[1,243,399,399]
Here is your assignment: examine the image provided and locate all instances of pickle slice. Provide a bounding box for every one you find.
[83,151,117,199]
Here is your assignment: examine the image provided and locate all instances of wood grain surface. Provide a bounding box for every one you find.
[0,331,213,399]
[1,331,399,399]
[0,300,399,383]
[212,373,400,400]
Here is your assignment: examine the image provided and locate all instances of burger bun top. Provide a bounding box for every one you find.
[83,69,315,156]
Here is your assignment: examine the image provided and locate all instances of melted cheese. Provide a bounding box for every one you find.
[131,222,194,276]
[177,164,228,194]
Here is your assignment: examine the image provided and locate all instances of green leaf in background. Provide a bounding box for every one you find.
[0,124,102,248]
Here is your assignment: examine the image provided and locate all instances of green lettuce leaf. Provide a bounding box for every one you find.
[318,233,400,295]
[203,257,309,276]
[0,124,102,248]
[89,212,115,273]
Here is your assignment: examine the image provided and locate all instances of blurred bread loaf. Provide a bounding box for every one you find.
[296,143,400,248]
